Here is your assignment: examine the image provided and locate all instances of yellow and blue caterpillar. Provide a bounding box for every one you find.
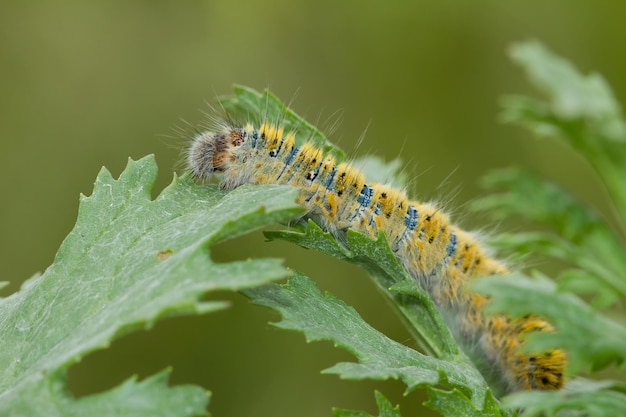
[187,122,566,393]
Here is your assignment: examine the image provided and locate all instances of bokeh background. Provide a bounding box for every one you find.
[1,2,625,416]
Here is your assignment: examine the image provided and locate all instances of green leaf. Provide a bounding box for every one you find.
[472,272,626,376]
[424,387,504,417]
[333,391,402,417]
[473,167,626,306]
[504,40,626,226]
[508,41,626,142]
[558,269,620,309]
[475,167,605,243]
[219,85,347,161]
[501,378,626,417]
[25,370,208,417]
[246,273,501,416]
[0,156,302,416]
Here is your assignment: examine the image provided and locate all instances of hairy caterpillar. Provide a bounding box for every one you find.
[187,121,566,393]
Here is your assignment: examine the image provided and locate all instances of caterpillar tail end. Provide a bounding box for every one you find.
[513,348,566,391]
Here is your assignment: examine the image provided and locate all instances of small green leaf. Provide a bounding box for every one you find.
[475,167,604,242]
[219,85,347,161]
[0,156,302,416]
[504,40,626,225]
[59,370,208,417]
[333,391,402,417]
[558,269,620,309]
[508,41,626,142]
[501,378,626,417]
[424,387,504,417]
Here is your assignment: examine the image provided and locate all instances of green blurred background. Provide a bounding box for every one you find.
[1,1,624,416]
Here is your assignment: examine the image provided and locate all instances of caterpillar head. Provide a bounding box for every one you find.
[187,128,246,180]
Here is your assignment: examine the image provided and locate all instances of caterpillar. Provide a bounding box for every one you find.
[187,121,566,393]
